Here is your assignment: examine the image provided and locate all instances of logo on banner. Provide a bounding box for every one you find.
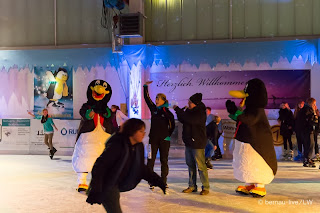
[61,128,78,136]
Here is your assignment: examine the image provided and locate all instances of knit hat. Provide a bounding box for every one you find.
[189,93,202,105]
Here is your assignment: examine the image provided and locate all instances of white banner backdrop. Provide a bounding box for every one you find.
[0,119,80,155]
[29,119,80,155]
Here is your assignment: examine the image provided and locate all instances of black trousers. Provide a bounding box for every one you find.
[301,132,314,160]
[295,131,303,153]
[314,131,319,154]
[102,186,122,213]
[215,143,222,156]
[147,138,170,184]
[282,136,293,150]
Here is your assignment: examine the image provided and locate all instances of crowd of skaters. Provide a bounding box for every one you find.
[89,84,320,211]
[29,78,316,211]
[278,98,320,168]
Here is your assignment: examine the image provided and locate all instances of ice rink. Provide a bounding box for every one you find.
[1,155,319,213]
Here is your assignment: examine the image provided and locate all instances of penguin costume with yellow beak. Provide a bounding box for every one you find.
[72,79,115,193]
[226,78,277,198]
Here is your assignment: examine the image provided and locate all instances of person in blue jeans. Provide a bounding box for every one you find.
[28,108,58,159]
[205,107,215,169]
[173,93,209,195]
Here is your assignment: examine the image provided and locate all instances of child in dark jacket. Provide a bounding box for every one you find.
[86,118,166,213]
[143,81,175,188]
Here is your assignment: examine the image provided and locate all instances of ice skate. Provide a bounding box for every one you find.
[250,187,266,197]
[52,103,60,107]
[205,158,213,170]
[49,150,54,159]
[303,159,316,168]
[211,154,222,161]
[312,154,320,162]
[287,150,294,161]
[57,101,65,107]
[280,150,288,161]
[235,185,255,195]
[49,147,57,159]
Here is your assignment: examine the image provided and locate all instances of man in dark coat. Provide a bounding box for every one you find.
[173,93,209,195]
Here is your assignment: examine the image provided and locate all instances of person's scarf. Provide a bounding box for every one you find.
[41,115,48,124]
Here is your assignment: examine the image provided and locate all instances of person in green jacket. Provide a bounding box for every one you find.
[28,108,58,159]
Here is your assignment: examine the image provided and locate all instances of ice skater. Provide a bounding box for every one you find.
[278,102,294,161]
[143,81,175,189]
[86,118,166,213]
[111,105,129,132]
[28,109,58,159]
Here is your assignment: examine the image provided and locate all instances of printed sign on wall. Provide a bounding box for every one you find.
[34,66,73,119]
[149,70,310,109]
[0,119,30,151]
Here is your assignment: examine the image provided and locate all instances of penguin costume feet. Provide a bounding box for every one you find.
[77,184,89,193]
[235,184,255,195]
[249,187,267,198]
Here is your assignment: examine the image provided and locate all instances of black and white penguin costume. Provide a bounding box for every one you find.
[226,78,277,197]
[72,79,115,192]
[46,67,69,107]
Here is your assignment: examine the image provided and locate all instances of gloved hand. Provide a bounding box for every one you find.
[226,100,243,121]
[148,172,167,194]
[158,181,167,195]
[226,100,238,115]
[86,191,103,205]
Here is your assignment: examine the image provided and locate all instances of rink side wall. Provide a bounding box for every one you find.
[0,40,320,159]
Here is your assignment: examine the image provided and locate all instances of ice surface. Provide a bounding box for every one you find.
[1,155,320,213]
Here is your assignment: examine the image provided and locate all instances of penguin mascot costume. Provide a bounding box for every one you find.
[72,79,115,192]
[46,67,69,107]
[226,78,277,197]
